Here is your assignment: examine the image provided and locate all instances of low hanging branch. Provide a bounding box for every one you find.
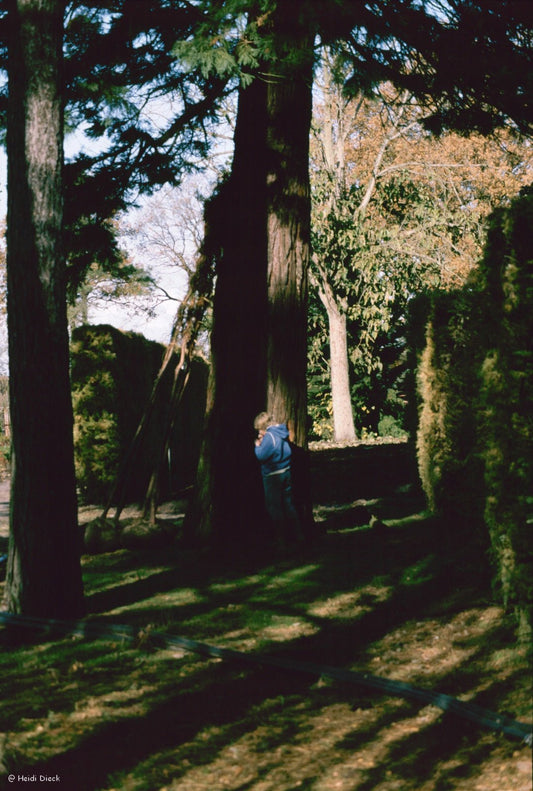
[101,200,217,525]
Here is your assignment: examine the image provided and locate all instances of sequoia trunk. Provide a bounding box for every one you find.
[188,73,270,545]
[4,0,84,616]
[189,2,314,546]
[265,11,314,445]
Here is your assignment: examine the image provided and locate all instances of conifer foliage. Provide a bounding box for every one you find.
[415,187,533,641]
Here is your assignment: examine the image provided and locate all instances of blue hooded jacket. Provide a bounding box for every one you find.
[254,423,292,478]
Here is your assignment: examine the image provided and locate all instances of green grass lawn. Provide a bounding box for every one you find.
[0,495,531,791]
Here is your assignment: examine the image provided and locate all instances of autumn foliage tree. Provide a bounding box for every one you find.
[309,55,531,442]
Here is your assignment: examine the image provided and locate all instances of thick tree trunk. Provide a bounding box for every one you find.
[4,0,84,617]
[188,2,314,547]
[188,75,270,546]
[265,9,314,446]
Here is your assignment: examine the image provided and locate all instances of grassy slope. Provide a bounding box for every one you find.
[0,450,531,791]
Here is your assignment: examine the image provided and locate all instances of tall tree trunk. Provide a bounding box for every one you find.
[325,297,357,443]
[187,74,270,546]
[4,0,84,617]
[188,2,314,547]
[265,5,314,446]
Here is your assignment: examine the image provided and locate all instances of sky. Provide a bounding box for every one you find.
[64,131,183,345]
[0,93,233,371]
[0,141,184,371]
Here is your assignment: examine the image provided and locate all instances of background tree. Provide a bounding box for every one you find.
[65,215,157,330]
[0,224,7,374]
[67,256,156,330]
[108,179,217,523]
[309,55,531,442]
[310,71,420,442]
[118,177,218,351]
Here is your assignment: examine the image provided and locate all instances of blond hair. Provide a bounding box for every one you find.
[254,412,274,431]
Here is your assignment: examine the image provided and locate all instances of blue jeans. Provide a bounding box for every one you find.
[263,468,301,543]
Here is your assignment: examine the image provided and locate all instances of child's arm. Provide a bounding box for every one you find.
[255,432,274,461]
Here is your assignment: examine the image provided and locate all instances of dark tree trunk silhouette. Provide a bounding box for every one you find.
[187,3,314,548]
[187,76,269,546]
[4,0,84,617]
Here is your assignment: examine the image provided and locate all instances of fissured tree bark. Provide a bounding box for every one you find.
[4,0,84,616]
[188,2,314,547]
[265,4,314,446]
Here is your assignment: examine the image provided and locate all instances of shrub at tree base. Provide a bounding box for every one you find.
[414,187,533,644]
[71,325,208,504]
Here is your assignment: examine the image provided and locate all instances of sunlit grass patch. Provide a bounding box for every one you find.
[208,572,268,595]
[246,611,317,644]
[308,586,392,620]
[262,564,320,589]
[109,586,205,616]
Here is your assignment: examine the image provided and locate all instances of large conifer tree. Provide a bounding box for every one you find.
[4,0,84,617]
[188,1,314,544]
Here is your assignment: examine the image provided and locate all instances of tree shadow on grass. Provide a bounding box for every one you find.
[26,654,525,791]
[15,662,319,789]
[1,495,530,790]
[334,716,496,791]
[84,502,440,619]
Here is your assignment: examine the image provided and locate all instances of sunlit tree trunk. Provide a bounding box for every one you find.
[265,5,314,446]
[317,280,356,442]
[4,0,84,617]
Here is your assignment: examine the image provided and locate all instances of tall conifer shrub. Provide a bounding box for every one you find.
[414,187,533,642]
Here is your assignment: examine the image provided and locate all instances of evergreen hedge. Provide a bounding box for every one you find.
[415,290,486,543]
[414,186,532,643]
[71,325,208,504]
[476,188,533,642]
